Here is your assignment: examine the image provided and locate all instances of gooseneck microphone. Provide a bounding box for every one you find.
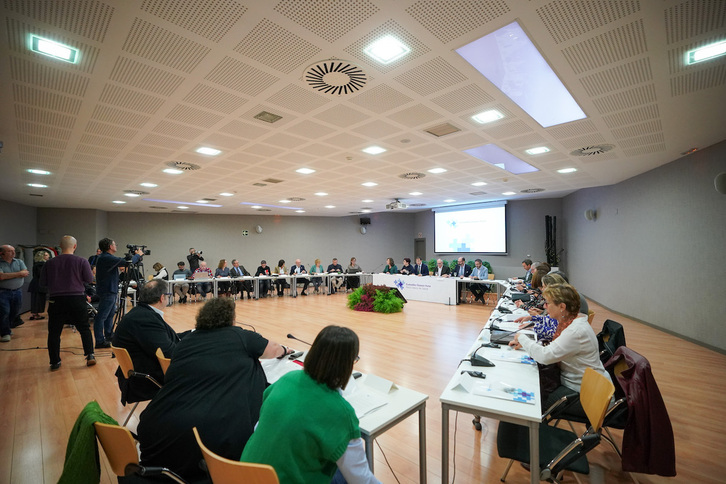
[287,334,312,346]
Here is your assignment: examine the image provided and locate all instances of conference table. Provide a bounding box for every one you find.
[371,273,507,305]
[439,285,543,484]
[261,356,429,483]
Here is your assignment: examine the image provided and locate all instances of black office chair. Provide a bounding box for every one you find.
[497,368,614,483]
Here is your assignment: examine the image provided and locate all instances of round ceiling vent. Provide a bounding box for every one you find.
[398,172,426,180]
[256,208,272,212]
[165,161,201,171]
[570,144,614,157]
[148,206,168,209]
[408,203,427,207]
[287,197,305,202]
[521,188,545,193]
[123,190,149,196]
[304,60,367,95]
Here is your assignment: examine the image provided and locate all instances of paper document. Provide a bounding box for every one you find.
[488,351,536,365]
[342,378,389,418]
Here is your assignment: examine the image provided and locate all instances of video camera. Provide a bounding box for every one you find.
[125,244,151,259]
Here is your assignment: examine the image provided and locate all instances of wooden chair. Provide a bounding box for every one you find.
[192,427,279,484]
[156,347,171,375]
[94,421,187,483]
[587,309,595,325]
[112,345,162,426]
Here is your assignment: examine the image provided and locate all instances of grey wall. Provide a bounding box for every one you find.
[413,198,564,277]
[1,199,38,313]
[36,208,107,257]
[563,139,726,350]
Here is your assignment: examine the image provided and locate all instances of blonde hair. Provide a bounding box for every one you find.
[542,284,581,318]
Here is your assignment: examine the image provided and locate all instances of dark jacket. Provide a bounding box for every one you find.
[605,347,676,476]
[112,303,184,403]
[454,263,472,278]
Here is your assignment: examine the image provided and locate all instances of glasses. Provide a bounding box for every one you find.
[355,355,360,363]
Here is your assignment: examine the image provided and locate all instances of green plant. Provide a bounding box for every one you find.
[347,287,365,309]
[372,289,404,313]
[482,261,493,274]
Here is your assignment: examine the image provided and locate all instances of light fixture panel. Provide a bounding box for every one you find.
[29,34,79,63]
[364,35,411,64]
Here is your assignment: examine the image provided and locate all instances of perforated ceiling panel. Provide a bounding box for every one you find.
[122,18,210,73]
[663,0,725,44]
[235,19,321,74]
[562,20,647,75]
[204,57,280,96]
[183,84,248,114]
[393,57,467,96]
[405,0,509,44]
[140,0,247,42]
[536,0,640,44]
[349,84,413,114]
[274,0,379,43]
[344,20,430,73]
[4,0,114,41]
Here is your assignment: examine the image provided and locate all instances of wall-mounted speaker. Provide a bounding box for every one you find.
[360,217,371,225]
[715,172,726,195]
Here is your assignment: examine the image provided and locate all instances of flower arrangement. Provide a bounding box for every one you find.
[347,284,403,314]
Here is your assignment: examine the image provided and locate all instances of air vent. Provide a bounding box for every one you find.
[166,161,201,171]
[408,203,426,207]
[262,178,283,184]
[254,111,283,123]
[469,191,488,196]
[256,208,272,211]
[199,198,217,202]
[424,123,461,137]
[253,182,267,187]
[124,190,150,196]
[398,172,426,180]
[29,193,43,197]
[304,59,367,95]
[288,197,305,201]
[570,144,615,157]
[148,206,168,209]
[521,188,545,193]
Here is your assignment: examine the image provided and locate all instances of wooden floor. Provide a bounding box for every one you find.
[1,290,723,484]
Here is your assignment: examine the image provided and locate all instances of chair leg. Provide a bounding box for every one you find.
[122,401,140,427]
[500,459,514,482]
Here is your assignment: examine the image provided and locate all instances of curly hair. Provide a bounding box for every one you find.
[195,297,236,330]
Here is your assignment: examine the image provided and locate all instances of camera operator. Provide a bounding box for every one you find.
[94,238,142,349]
[187,248,204,272]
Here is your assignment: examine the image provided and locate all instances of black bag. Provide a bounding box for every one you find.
[538,362,561,406]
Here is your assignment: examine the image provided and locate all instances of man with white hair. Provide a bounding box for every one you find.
[0,245,29,342]
[40,235,95,370]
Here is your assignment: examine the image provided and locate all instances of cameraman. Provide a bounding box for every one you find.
[94,238,142,349]
[187,248,204,272]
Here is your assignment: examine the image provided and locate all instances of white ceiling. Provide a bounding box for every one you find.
[1,0,724,216]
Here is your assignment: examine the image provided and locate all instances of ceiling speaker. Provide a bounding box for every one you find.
[360,226,367,235]
[584,209,597,221]
[715,172,726,194]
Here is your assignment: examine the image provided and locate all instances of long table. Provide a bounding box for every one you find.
[439,285,542,484]
[371,273,508,305]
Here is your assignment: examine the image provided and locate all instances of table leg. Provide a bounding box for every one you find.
[254,279,259,300]
[441,404,449,483]
[363,434,374,472]
[529,421,539,484]
[419,405,427,484]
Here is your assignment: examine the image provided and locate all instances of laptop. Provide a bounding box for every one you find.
[173,273,187,281]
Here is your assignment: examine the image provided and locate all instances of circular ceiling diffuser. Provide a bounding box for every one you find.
[165,161,201,171]
[408,203,427,207]
[570,144,615,157]
[148,206,168,209]
[304,60,367,95]
[398,172,426,180]
[287,197,306,202]
[256,208,271,212]
[123,189,149,196]
[521,188,545,193]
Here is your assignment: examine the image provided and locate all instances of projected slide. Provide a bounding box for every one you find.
[434,204,507,254]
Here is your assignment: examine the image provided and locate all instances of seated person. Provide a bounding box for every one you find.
[112,280,187,403]
[309,258,325,293]
[151,262,169,280]
[515,269,546,312]
[327,258,344,293]
[433,258,450,277]
[137,297,293,481]
[215,259,231,296]
[273,259,289,296]
[229,259,253,299]
[399,257,416,275]
[241,326,380,484]
[382,257,398,274]
[255,260,272,297]
[289,259,309,296]
[514,273,568,341]
[346,257,362,290]
[192,261,213,299]
[172,261,191,303]
[510,283,611,416]
[414,257,429,276]
[469,258,489,303]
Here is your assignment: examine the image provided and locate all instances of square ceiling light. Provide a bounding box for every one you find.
[472,109,504,124]
[456,21,585,128]
[362,146,386,155]
[364,35,410,64]
[29,34,79,63]
[464,144,539,175]
[196,147,221,156]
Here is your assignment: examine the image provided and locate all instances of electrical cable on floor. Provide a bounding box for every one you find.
[374,439,401,484]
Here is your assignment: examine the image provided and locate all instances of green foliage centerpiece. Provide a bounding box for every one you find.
[347,284,403,314]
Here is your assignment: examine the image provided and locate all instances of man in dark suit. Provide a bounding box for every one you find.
[229,259,253,299]
[414,257,429,276]
[455,257,473,303]
[289,259,309,296]
[255,260,272,297]
[434,258,451,277]
[112,279,188,403]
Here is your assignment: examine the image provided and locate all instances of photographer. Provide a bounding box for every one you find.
[94,238,142,349]
[187,248,203,272]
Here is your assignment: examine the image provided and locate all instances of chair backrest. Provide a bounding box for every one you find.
[587,309,595,325]
[579,368,615,432]
[94,422,139,477]
[156,347,171,375]
[488,273,495,280]
[111,345,135,379]
[192,427,279,484]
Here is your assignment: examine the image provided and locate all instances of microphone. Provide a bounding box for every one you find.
[496,306,513,314]
[371,263,385,273]
[469,345,495,367]
[287,334,312,346]
[489,322,534,341]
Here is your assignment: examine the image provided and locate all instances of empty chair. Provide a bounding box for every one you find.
[112,345,162,426]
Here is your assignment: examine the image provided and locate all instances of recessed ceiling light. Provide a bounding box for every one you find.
[525,146,550,155]
[112,200,126,204]
[177,206,189,209]
[503,191,516,196]
[314,192,328,196]
[362,146,386,155]
[279,199,291,203]
[27,183,48,188]
[140,182,158,188]
[409,192,422,196]
[686,40,726,65]
[196,147,221,156]
[444,199,456,203]
[361,209,372,213]
[163,168,183,174]
[362,199,373,203]
[250,205,262,209]
[124,193,140,197]
[27,169,51,175]
[29,34,79,63]
[195,200,209,204]
[471,181,487,186]
[428,168,447,174]
[362,182,378,187]
[295,210,305,213]
[219,192,234,197]
[325,205,335,209]
[472,109,504,124]
[557,167,578,174]
[296,168,315,174]
[364,35,410,64]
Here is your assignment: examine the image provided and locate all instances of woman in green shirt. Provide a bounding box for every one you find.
[382,257,398,274]
[241,326,379,484]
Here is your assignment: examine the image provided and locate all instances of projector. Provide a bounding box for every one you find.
[385,200,408,210]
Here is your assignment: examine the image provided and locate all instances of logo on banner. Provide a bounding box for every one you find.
[394,279,405,290]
